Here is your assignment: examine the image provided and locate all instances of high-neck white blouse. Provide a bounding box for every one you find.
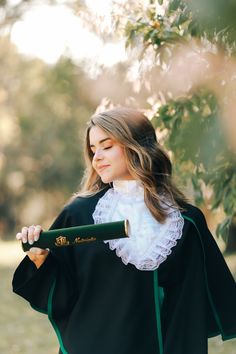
[92,179,184,271]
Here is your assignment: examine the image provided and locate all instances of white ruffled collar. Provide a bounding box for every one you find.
[92,179,184,271]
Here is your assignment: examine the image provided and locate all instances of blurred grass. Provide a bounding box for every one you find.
[0,265,58,354]
[1,241,236,353]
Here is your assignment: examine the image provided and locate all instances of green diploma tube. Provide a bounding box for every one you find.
[22,220,129,252]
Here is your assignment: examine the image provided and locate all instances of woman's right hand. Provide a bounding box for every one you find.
[16,225,49,268]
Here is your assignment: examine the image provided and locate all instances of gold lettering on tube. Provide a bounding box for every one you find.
[73,236,96,244]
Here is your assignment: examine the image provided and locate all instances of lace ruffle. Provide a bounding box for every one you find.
[92,185,184,271]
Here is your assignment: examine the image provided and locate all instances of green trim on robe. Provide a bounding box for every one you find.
[153,269,164,354]
[48,279,69,354]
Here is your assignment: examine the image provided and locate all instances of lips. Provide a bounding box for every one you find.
[97,165,110,172]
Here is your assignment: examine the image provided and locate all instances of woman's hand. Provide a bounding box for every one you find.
[16,225,49,268]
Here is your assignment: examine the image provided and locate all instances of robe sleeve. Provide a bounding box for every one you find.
[193,208,236,339]
[160,216,208,354]
[12,206,78,319]
[159,206,236,354]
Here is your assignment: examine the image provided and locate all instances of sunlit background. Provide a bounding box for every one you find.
[11,1,127,70]
[0,0,236,353]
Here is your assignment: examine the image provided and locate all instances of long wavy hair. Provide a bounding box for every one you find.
[74,107,187,223]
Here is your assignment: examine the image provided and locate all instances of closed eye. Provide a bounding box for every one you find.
[90,146,112,155]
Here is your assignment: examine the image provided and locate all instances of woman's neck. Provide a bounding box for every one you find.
[112,179,143,194]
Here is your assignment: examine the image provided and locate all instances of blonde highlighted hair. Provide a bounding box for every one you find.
[74,107,187,223]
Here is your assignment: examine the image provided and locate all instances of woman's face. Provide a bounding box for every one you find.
[89,125,134,183]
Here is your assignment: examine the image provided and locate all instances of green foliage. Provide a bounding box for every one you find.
[152,90,236,241]
[186,0,236,50]
[125,1,191,65]
[155,91,220,166]
[125,0,236,65]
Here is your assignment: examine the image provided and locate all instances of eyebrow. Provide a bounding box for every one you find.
[89,138,112,148]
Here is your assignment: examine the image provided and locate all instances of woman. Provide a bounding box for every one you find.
[13,107,236,354]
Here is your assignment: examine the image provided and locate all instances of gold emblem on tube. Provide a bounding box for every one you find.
[55,236,70,247]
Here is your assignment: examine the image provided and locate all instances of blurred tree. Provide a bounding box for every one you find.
[0,36,95,238]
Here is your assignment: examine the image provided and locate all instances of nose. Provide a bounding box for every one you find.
[93,148,104,161]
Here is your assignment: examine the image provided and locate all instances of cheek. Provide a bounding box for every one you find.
[112,148,127,168]
[113,149,123,160]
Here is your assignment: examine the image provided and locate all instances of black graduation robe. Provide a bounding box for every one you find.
[12,187,236,354]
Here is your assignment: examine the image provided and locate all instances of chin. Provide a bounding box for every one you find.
[100,175,113,184]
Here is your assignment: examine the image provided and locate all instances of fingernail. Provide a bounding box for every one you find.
[29,240,34,245]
